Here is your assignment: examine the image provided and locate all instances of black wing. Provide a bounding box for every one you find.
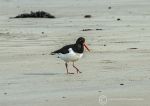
[51,44,74,55]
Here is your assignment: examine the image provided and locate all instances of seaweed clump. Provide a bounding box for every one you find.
[84,15,92,18]
[13,11,55,18]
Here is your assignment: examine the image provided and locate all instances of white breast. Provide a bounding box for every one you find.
[57,48,83,62]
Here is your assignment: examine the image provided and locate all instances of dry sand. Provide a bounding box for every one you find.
[0,0,150,106]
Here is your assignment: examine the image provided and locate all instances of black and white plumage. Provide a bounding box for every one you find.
[51,37,90,74]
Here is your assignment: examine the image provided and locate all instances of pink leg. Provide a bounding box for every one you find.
[65,62,74,74]
[73,62,82,73]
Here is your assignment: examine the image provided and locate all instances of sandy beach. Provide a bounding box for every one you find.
[0,0,150,105]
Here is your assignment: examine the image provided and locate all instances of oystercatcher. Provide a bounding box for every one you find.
[51,37,90,74]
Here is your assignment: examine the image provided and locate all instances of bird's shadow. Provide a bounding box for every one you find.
[23,73,64,76]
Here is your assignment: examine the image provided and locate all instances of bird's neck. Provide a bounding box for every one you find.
[73,43,84,53]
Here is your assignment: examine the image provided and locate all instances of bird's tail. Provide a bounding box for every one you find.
[50,52,55,55]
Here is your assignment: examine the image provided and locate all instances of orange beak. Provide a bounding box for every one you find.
[83,43,90,52]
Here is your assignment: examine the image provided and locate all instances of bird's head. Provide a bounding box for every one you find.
[76,37,90,52]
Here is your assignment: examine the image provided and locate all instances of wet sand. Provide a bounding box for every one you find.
[0,0,150,105]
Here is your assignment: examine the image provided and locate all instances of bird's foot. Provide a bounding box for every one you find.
[77,71,82,74]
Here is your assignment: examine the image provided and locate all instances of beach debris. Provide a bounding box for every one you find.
[11,11,55,18]
[103,44,106,46]
[120,83,124,85]
[41,32,44,34]
[4,92,7,95]
[42,53,46,55]
[82,28,103,31]
[128,48,138,50]
[62,96,66,98]
[108,6,112,9]
[96,28,103,30]
[117,18,121,21]
[82,29,92,31]
[98,91,102,92]
[84,15,92,18]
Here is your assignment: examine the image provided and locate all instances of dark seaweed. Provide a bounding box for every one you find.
[12,11,55,18]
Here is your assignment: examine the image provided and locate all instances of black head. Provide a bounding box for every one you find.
[73,37,90,53]
[76,37,85,44]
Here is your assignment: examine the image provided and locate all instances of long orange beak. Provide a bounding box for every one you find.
[83,43,90,52]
